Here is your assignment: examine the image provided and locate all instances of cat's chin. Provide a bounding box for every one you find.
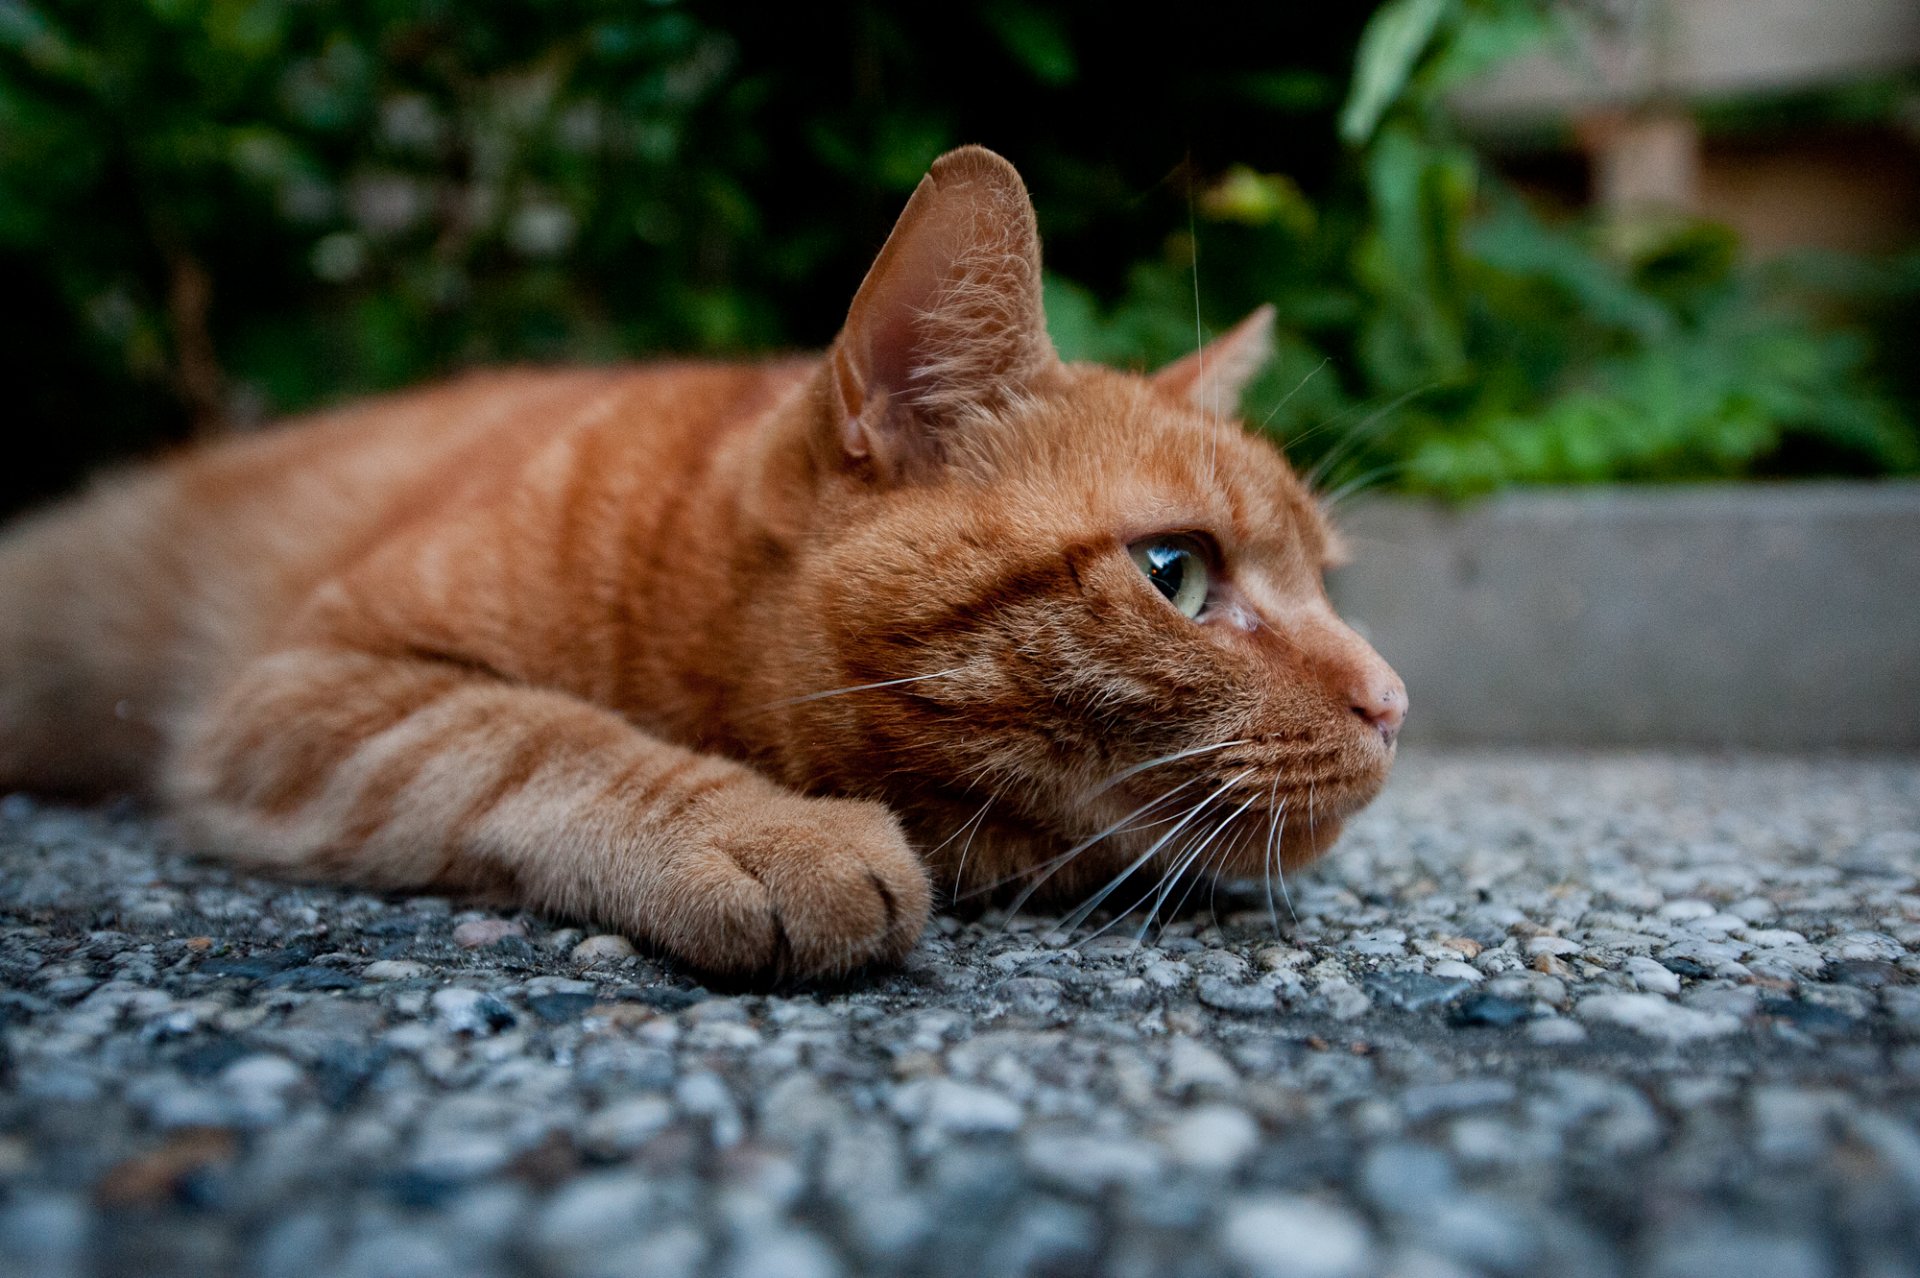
[1273,812,1348,872]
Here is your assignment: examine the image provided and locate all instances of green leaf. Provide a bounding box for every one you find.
[1340,0,1450,145]
[981,3,1077,86]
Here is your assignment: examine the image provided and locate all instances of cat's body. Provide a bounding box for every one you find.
[0,148,1404,980]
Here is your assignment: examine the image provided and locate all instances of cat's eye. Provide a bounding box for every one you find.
[1128,535,1210,619]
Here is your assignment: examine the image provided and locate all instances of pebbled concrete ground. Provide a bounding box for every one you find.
[2,750,1918,1278]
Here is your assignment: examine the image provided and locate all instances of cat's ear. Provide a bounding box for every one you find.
[828,145,1055,478]
[1151,305,1276,419]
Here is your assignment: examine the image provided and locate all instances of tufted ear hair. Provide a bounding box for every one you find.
[1151,304,1277,420]
[827,145,1057,480]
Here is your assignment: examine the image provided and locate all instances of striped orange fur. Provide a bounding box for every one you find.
[0,147,1405,980]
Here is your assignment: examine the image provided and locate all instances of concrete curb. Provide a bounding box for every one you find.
[1327,481,1920,749]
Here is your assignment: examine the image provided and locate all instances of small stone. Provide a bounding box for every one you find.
[1141,959,1190,990]
[1428,960,1483,983]
[1221,1194,1373,1278]
[582,1096,675,1155]
[220,1053,303,1097]
[676,1072,744,1147]
[1365,972,1471,1012]
[730,1229,843,1278]
[1400,1079,1516,1122]
[262,965,359,992]
[1624,956,1681,994]
[1313,978,1372,1020]
[1751,1086,1844,1163]
[1827,959,1901,988]
[571,934,637,964]
[430,987,516,1034]
[1644,1226,1836,1278]
[1575,993,1741,1043]
[1344,928,1407,956]
[1434,935,1483,959]
[1449,993,1532,1028]
[1255,946,1311,971]
[0,1194,87,1278]
[1530,954,1575,978]
[1091,977,1154,1010]
[1738,928,1810,949]
[527,992,599,1023]
[1524,936,1580,957]
[1160,1104,1261,1173]
[1165,1037,1239,1093]
[453,918,526,949]
[1197,978,1276,1015]
[1021,1130,1163,1194]
[999,977,1064,1018]
[362,960,427,982]
[1831,931,1905,962]
[1525,1017,1588,1045]
[1659,900,1716,921]
[891,1079,1022,1136]
[1757,996,1858,1036]
[1358,1142,1455,1214]
[533,1171,655,1263]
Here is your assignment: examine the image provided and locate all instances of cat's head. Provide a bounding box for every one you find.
[758,146,1405,905]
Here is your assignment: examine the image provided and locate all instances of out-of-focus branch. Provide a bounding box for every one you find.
[164,246,227,439]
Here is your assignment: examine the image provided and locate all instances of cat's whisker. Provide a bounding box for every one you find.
[1262,774,1283,935]
[1277,386,1389,459]
[1069,786,1239,950]
[1303,384,1430,494]
[1105,812,1223,947]
[956,773,1201,907]
[1273,802,1297,926]
[1187,184,1217,492]
[926,799,988,860]
[993,773,1208,922]
[1320,460,1407,513]
[1208,819,1260,931]
[1050,769,1252,939]
[1305,781,1319,887]
[749,666,968,713]
[949,793,997,898]
[1139,790,1259,940]
[1167,817,1228,936]
[1084,738,1249,800]
[1258,357,1331,434]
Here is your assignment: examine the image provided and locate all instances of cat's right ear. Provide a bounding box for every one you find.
[827,145,1056,481]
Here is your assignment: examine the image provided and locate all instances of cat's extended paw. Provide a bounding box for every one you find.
[656,788,931,982]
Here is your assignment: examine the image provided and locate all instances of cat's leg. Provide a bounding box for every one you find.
[165,647,931,979]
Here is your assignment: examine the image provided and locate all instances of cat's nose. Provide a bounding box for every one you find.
[1349,673,1407,744]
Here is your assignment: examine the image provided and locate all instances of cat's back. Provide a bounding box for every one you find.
[0,358,812,793]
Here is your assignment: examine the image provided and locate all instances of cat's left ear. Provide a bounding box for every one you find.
[1151,305,1276,419]
[828,145,1056,480]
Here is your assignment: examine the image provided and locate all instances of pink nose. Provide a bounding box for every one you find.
[1351,677,1407,743]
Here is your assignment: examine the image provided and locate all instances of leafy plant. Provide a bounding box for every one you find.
[1049,0,1920,498]
[0,0,1375,515]
[1,0,1912,515]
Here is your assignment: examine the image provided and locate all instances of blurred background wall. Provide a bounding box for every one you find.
[1,0,1916,744]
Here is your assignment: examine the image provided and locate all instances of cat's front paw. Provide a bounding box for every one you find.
[655,788,931,982]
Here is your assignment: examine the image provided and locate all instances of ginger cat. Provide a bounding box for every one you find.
[0,147,1405,981]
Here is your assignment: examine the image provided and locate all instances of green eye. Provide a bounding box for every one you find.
[1128,535,1210,619]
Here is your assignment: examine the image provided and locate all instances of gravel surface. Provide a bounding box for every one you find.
[3,750,1920,1278]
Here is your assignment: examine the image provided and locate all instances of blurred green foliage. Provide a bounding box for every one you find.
[1052,0,1920,497]
[1,0,1914,514]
